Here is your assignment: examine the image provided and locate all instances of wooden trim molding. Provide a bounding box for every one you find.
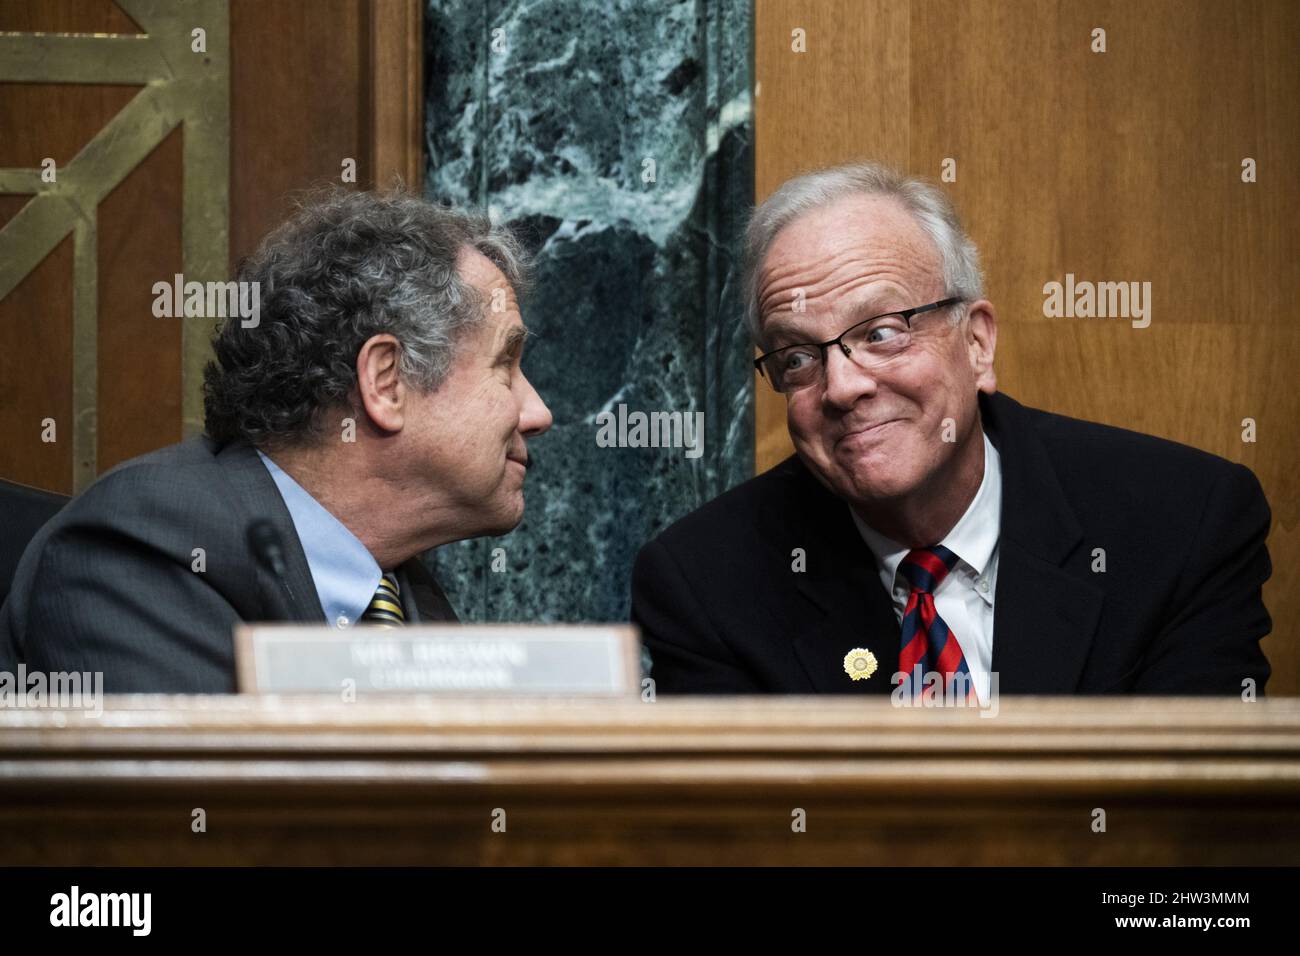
[1,696,1297,864]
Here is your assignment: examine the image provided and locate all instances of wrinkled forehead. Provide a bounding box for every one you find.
[456,245,518,308]
[757,194,944,317]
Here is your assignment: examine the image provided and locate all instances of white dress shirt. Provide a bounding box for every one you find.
[257,450,383,628]
[850,431,1002,703]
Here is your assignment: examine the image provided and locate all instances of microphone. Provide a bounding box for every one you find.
[247,518,296,621]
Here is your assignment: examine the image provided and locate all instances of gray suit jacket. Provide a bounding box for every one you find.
[0,437,457,692]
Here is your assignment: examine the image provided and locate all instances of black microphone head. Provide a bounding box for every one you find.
[247,518,288,578]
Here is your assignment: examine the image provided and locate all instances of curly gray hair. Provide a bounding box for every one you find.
[743,161,984,344]
[202,188,529,448]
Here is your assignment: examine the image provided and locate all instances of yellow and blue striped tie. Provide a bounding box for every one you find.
[361,573,406,627]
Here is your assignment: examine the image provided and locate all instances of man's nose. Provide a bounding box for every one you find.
[518,371,553,437]
[822,343,878,410]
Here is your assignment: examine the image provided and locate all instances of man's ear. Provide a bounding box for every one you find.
[356,334,406,433]
[965,299,998,394]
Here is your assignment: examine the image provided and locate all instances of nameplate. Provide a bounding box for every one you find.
[234,624,641,696]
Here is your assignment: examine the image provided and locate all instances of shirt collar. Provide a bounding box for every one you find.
[256,450,382,627]
[850,430,1002,589]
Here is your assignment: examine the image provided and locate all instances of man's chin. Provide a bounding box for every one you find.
[829,462,921,506]
[482,496,526,537]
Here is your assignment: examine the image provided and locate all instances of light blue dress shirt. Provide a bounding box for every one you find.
[257,451,382,628]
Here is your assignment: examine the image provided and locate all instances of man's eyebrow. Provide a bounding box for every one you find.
[499,325,530,358]
[762,318,816,344]
[762,300,904,349]
[846,299,903,320]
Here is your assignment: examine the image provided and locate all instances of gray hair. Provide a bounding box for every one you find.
[203,187,529,448]
[742,161,984,343]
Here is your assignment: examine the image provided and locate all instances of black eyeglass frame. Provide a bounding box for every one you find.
[753,296,966,392]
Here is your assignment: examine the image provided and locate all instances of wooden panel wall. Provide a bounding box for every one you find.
[0,0,145,493]
[755,0,1299,693]
[0,0,420,490]
[228,0,366,264]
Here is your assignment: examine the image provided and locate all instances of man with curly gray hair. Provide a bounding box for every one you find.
[0,189,552,692]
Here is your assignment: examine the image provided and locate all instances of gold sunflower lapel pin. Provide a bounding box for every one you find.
[843,647,878,682]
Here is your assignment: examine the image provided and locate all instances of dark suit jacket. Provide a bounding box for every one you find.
[631,391,1273,695]
[0,437,456,692]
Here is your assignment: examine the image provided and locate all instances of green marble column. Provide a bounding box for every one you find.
[424,0,754,623]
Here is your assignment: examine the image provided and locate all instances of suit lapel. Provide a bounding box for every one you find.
[397,558,459,623]
[990,540,1104,692]
[214,440,325,622]
[777,464,901,694]
[982,393,1105,693]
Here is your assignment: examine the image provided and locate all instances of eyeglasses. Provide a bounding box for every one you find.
[753,296,965,393]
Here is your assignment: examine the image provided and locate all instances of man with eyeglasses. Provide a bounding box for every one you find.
[631,161,1272,699]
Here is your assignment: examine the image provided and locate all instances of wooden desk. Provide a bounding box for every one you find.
[1,696,1297,865]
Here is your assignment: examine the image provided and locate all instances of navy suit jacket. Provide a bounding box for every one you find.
[631,391,1273,695]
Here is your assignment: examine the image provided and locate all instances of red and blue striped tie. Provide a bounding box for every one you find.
[897,545,976,703]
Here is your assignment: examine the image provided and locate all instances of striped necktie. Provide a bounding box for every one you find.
[361,573,406,627]
[896,545,975,702]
